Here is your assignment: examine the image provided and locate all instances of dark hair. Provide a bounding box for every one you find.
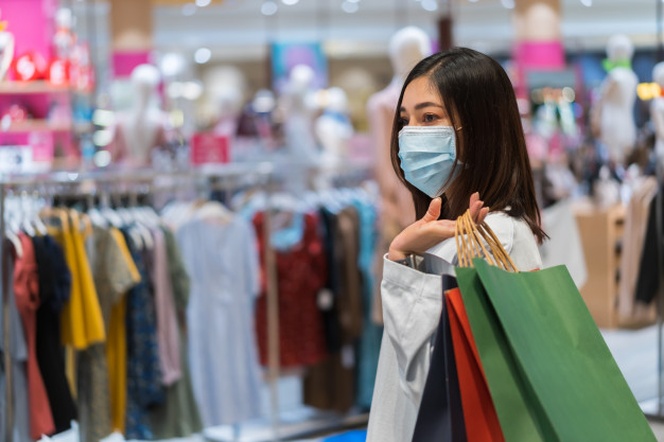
[390,47,547,243]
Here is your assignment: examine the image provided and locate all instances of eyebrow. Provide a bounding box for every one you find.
[399,102,446,112]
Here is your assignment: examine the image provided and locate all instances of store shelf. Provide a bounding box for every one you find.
[0,81,70,95]
[0,120,72,133]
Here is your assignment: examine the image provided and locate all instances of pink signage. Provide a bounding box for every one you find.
[190,132,230,165]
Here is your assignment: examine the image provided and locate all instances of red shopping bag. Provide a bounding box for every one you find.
[446,287,504,442]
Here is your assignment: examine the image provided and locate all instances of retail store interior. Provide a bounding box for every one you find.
[3,0,664,440]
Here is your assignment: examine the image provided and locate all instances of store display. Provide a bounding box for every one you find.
[4,1,664,440]
[110,64,167,167]
[366,26,432,325]
[590,33,638,167]
[0,11,15,81]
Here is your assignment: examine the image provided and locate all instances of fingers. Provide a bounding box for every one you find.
[422,197,442,222]
[477,207,489,224]
[469,192,480,207]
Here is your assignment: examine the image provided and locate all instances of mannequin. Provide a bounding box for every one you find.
[202,65,246,137]
[591,34,638,167]
[651,62,664,174]
[366,26,432,323]
[0,11,14,81]
[112,64,167,167]
[280,64,320,164]
[315,87,353,168]
[53,8,75,60]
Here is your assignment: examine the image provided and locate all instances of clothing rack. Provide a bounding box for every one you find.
[0,163,282,442]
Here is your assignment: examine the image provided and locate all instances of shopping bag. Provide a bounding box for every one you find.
[411,275,467,442]
[455,266,553,441]
[453,209,656,442]
[445,287,505,442]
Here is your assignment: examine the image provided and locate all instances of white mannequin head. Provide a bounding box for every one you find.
[654,62,664,89]
[606,34,634,63]
[388,26,432,82]
[252,89,276,113]
[288,64,315,95]
[55,7,74,30]
[130,64,161,110]
[201,65,246,124]
[325,87,348,114]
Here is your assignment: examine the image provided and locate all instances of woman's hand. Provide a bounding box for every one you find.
[388,192,489,261]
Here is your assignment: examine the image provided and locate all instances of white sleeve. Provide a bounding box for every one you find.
[380,255,444,406]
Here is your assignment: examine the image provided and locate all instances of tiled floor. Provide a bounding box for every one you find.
[602,324,664,441]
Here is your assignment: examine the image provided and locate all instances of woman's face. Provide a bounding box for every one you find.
[399,76,452,128]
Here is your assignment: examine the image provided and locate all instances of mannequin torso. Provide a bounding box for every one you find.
[112,64,167,167]
[598,68,638,162]
[593,34,638,165]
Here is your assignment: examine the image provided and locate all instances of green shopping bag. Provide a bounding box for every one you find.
[455,266,553,441]
[453,211,655,441]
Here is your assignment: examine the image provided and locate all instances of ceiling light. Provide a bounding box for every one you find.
[341,1,359,13]
[421,0,438,11]
[580,0,592,5]
[181,3,197,15]
[194,47,212,64]
[195,0,211,6]
[500,0,514,9]
[281,0,299,4]
[261,1,278,15]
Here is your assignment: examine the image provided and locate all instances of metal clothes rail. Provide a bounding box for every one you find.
[0,163,281,442]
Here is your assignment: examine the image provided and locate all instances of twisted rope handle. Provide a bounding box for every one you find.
[455,210,518,272]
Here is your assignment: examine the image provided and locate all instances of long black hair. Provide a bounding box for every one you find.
[390,47,546,243]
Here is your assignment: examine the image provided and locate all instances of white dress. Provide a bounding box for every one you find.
[366,212,543,442]
[176,214,263,427]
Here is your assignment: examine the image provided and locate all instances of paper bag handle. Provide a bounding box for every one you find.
[455,209,519,272]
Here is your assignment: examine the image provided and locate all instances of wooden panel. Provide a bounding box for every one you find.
[575,204,624,329]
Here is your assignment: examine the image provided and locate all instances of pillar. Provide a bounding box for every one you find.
[109,0,153,78]
[512,0,565,98]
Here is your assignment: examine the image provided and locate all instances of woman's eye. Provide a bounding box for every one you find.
[398,117,409,126]
[423,113,439,123]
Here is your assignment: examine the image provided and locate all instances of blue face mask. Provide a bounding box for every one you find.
[398,125,459,198]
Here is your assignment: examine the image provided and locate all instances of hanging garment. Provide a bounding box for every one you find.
[14,233,56,439]
[635,187,664,306]
[351,198,382,410]
[122,228,164,440]
[149,226,203,439]
[177,215,263,427]
[32,234,77,435]
[107,227,142,433]
[304,206,363,413]
[78,225,141,442]
[62,210,106,349]
[253,210,329,368]
[617,177,657,323]
[149,227,182,386]
[0,242,31,442]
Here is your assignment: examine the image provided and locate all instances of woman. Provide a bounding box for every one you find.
[366,47,546,441]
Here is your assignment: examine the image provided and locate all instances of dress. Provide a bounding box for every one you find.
[351,198,382,409]
[176,215,263,427]
[122,229,164,440]
[366,212,543,442]
[149,226,203,439]
[253,211,328,368]
[32,234,77,434]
